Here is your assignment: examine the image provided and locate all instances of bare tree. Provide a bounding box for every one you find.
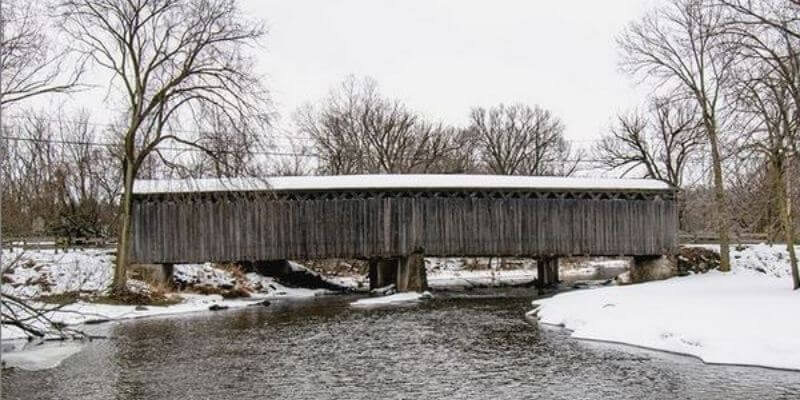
[181,108,272,178]
[271,139,314,176]
[723,1,800,288]
[54,111,121,239]
[618,0,736,271]
[467,103,577,176]
[60,0,271,294]
[0,0,83,106]
[735,77,799,288]
[596,97,705,187]
[0,109,121,240]
[297,76,461,174]
[719,0,800,40]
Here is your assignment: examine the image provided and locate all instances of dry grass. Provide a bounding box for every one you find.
[98,287,182,306]
[217,263,248,281]
[35,292,83,305]
[190,284,251,299]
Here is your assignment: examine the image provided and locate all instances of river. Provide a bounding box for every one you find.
[3,288,800,400]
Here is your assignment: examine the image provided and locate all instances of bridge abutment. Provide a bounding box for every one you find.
[536,257,559,289]
[627,255,676,284]
[130,263,174,285]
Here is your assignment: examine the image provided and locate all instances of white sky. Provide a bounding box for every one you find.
[244,0,658,143]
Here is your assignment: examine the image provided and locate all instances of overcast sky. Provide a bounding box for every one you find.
[243,0,659,144]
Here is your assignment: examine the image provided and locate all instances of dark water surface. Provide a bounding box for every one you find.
[4,290,800,400]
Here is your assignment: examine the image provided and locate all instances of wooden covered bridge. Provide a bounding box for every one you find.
[131,175,678,291]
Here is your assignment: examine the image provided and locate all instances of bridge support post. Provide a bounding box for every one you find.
[536,257,559,289]
[397,252,427,292]
[369,258,398,290]
[162,263,174,285]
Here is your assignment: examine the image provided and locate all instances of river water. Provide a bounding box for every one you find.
[3,289,800,400]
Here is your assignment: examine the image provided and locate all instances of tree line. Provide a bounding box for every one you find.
[0,0,798,292]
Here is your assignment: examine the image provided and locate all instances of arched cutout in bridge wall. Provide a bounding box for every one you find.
[129,177,678,265]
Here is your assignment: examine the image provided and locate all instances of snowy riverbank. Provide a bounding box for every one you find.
[0,249,339,342]
[530,244,800,371]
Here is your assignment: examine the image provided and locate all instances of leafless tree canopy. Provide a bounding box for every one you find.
[596,98,705,186]
[0,0,84,106]
[297,76,465,175]
[467,103,579,176]
[1,109,119,239]
[59,0,271,173]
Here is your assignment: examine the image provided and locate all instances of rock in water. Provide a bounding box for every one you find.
[208,304,229,311]
[248,300,271,307]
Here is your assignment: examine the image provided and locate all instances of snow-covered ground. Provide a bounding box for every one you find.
[531,244,800,371]
[690,243,797,278]
[2,249,114,298]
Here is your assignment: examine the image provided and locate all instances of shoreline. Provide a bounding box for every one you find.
[527,316,800,373]
[0,290,333,343]
[530,272,800,371]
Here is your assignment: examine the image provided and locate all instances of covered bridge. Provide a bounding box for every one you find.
[131,175,678,291]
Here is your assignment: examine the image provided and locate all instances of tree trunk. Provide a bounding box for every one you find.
[707,126,731,272]
[112,162,135,293]
[777,163,800,290]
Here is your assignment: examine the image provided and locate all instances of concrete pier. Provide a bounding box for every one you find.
[397,252,427,292]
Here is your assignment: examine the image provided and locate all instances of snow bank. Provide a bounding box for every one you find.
[174,263,237,288]
[1,252,336,342]
[531,245,800,370]
[1,282,330,342]
[350,292,432,308]
[691,243,800,278]
[2,249,114,298]
[133,174,672,194]
[2,344,84,371]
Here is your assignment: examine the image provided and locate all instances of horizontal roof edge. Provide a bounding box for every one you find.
[132,175,674,194]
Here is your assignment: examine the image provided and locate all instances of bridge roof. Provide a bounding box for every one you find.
[133,175,672,194]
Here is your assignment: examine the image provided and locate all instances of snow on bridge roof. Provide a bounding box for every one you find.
[133,175,673,194]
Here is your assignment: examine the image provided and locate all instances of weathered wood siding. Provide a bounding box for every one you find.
[130,189,678,264]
